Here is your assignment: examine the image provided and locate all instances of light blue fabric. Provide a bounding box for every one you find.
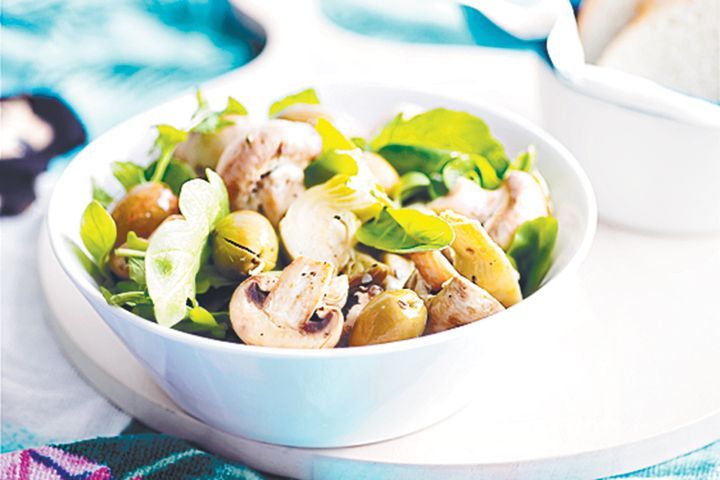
[1,0,258,140]
[611,441,720,479]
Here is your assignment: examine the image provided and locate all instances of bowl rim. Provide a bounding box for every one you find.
[47,80,597,359]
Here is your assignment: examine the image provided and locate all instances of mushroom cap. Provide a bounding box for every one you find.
[174,116,253,174]
[382,253,415,291]
[216,119,321,220]
[426,276,505,334]
[484,170,549,250]
[360,151,400,193]
[429,177,506,224]
[229,256,346,349]
[275,104,360,136]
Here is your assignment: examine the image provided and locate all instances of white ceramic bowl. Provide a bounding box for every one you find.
[539,68,720,234]
[48,83,596,448]
[537,3,720,234]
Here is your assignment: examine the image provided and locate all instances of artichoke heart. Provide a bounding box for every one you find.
[440,210,522,307]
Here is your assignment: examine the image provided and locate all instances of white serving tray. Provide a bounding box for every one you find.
[38,221,720,479]
[38,1,719,476]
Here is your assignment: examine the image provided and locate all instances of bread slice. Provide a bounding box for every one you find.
[597,0,720,102]
[578,0,644,62]
[577,0,676,62]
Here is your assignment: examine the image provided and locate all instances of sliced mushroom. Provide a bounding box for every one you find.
[429,177,506,224]
[426,276,505,334]
[343,284,384,330]
[440,210,522,308]
[253,162,306,226]
[483,170,550,249]
[175,116,253,174]
[382,253,415,291]
[404,269,434,303]
[217,119,322,225]
[360,152,399,193]
[323,274,350,311]
[342,250,389,287]
[229,256,345,348]
[275,104,360,136]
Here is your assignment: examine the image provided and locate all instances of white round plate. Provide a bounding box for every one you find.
[38,222,720,479]
[37,1,720,475]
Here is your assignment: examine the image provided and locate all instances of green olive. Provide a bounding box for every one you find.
[349,289,427,346]
[111,182,178,246]
[212,210,278,278]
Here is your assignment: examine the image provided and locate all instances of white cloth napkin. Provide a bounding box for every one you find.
[1,173,130,452]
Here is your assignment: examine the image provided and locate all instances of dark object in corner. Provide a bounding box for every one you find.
[0,94,86,216]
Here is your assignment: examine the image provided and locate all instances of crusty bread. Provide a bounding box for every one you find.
[597,0,720,102]
[577,0,675,62]
[577,0,642,62]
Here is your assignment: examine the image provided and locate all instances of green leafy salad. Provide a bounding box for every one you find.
[75,88,558,348]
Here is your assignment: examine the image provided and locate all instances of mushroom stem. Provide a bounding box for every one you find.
[264,257,333,327]
[229,256,346,349]
[409,251,457,292]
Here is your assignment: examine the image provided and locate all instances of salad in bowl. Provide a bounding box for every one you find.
[74,88,558,349]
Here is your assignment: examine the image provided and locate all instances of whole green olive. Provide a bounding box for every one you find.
[111,182,179,246]
[212,210,279,278]
[349,289,427,346]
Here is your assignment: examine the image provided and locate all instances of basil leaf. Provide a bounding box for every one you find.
[395,172,431,204]
[144,160,196,195]
[195,263,236,295]
[471,153,502,189]
[193,89,210,119]
[80,200,117,269]
[125,231,149,251]
[371,108,509,177]
[155,124,188,151]
[428,171,448,199]
[145,170,229,327]
[111,161,145,191]
[225,97,248,116]
[188,305,219,327]
[441,157,481,191]
[174,318,227,339]
[506,216,558,296]
[105,290,151,307]
[304,150,360,188]
[149,124,189,184]
[356,207,454,253]
[351,137,368,150]
[379,144,502,191]
[130,304,154,320]
[511,145,536,173]
[191,96,248,134]
[315,118,354,152]
[377,144,449,176]
[269,88,320,117]
[128,257,146,286]
[91,179,114,209]
[112,280,140,292]
[68,238,104,283]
